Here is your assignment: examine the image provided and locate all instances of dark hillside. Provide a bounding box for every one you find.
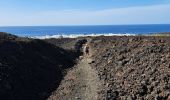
[0,32,78,100]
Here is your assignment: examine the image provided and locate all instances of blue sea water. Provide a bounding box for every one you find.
[0,24,170,38]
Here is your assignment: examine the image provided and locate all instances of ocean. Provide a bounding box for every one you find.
[0,24,170,38]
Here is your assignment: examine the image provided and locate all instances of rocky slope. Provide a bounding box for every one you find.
[89,36,170,100]
[0,32,81,100]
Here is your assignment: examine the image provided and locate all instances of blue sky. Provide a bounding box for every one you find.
[0,0,170,26]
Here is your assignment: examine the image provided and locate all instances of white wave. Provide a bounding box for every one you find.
[30,33,137,39]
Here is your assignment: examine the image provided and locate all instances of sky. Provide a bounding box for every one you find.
[0,0,170,26]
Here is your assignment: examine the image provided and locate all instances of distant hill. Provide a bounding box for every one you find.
[0,32,17,40]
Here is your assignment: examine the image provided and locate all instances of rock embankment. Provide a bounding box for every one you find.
[0,32,80,100]
[90,36,170,100]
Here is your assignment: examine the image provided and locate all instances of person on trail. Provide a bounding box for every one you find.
[85,46,89,55]
[84,44,89,55]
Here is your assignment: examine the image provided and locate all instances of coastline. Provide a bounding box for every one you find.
[30,32,170,39]
[1,24,170,39]
[30,33,137,39]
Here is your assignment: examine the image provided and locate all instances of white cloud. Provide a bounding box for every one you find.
[0,4,170,26]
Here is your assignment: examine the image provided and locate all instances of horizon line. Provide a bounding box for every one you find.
[0,24,170,27]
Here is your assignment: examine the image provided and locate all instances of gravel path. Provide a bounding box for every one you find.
[48,43,101,100]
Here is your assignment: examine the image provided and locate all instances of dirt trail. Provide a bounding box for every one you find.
[48,41,101,100]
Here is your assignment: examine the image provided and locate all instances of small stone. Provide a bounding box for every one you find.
[166,54,170,58]
[151,68,157,74]
[127,96,133,100]
[155,95,160,100]
[159,39,165,43]
[88,60,95,64]
[168,95,170,100]
[75,97,81,100]
[167,64,170,68]
[152,81,159,87]
[117,55,125,61]
[117,61,123,66]
[141,80,147,85]
[129,38,134,42]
